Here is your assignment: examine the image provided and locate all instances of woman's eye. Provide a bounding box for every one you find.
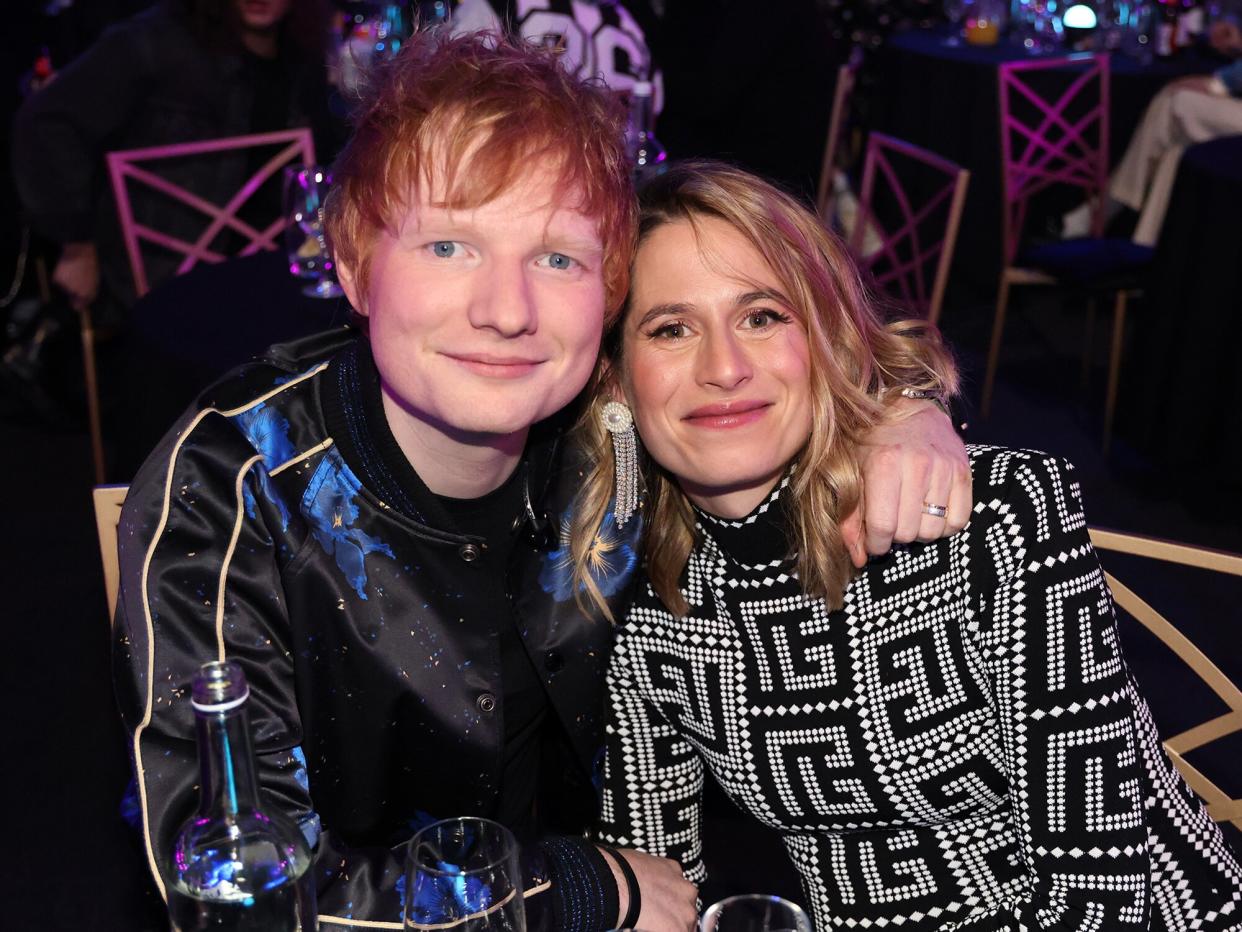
[650,322,686,340]
[539,252,577,271]
[745,309,790,329]
[430,241,462,258]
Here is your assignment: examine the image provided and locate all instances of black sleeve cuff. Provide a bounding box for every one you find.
[533,836,620,932]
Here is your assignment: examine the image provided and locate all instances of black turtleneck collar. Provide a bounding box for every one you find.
[694,473,796,567]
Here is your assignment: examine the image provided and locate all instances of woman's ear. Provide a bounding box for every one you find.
[598,359,629,405]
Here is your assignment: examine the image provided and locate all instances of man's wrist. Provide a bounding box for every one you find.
[600,845,629,925]
[60,241,96,259]
[598,845,641,929]
[897,387,951,419]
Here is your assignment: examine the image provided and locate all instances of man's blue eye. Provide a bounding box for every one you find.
[547,253,573,270]
[432,242,457,258]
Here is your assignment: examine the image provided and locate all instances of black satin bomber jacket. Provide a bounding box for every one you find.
[112,328,640,930]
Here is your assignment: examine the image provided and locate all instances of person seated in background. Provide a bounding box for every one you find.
[1063,17,1242,245]
[11,0,337,319]
[112,31,971,932]
[584,161,1242,930]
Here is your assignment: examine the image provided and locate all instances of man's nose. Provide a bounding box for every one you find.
[467,260,538,337]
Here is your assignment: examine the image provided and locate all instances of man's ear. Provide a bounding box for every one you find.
[336,257,365,315]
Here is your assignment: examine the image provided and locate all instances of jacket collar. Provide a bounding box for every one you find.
[320,332,573,545]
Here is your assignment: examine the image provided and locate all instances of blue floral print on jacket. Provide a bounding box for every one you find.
[304,453,395,599]
[539,508,640,602]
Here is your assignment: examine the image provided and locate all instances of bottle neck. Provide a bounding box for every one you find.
[629,93,654,138]
[196,707,263,818]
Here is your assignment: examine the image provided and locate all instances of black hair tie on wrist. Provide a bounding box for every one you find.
[600,845,641,929]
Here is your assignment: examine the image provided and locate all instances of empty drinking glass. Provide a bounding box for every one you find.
[404,817,525,932]
[700,894,813,932]
[282,165,343,299]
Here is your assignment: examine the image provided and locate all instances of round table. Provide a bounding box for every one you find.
[1122,133,1242,490]
[112,250,351,479]
[869,28,1216,297]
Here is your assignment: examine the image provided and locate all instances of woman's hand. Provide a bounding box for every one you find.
[842,398,972,566]
[603,845,699,932]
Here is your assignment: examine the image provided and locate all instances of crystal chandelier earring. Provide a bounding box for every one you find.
[600,400,638,528]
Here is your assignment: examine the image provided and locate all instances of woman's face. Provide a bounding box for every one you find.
[621,216,813,519]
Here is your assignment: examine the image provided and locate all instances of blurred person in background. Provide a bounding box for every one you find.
[11,0,337,324]
[1062,17,1242,245]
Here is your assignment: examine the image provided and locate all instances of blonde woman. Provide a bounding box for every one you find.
[575,162,1242,931]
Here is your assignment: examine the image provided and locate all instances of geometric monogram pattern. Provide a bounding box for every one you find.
[599,446,1242,930]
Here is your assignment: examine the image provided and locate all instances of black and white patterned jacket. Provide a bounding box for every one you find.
[599,445,1242,930]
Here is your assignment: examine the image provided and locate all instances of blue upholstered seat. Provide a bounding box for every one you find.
[1017,237,1154,286]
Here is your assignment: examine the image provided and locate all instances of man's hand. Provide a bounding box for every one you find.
[603,846,698,932]
[842,398,972,567]
[52,241,100,312]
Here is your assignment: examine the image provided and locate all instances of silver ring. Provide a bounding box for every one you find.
[922,502,948,518]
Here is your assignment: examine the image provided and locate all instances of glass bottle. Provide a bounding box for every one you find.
[1156,0,1181,54]
[624,81,667,187]
[167,661,316,932]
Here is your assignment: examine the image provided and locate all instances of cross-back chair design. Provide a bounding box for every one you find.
[93,483,128,625]
[107,128,316,298]
[76,129,317,484]
[1089,527,1242,831]
[848,132,969,324]
[983,54,1151,450]
[816,57,862,226]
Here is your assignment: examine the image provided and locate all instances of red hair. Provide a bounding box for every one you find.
[326,30,637,318]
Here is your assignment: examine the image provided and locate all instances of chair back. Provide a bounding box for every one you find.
[1089,527,1242,830]
[997,54,1109,266]
[816,57,861,225]
[849,132,970,324]
[93,484,129,624]
[106,128,316,298]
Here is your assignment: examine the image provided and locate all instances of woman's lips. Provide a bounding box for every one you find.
[683,400,771,428]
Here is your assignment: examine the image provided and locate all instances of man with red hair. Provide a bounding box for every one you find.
[113,30,970,931]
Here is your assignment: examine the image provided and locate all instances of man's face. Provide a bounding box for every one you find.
[341,167,607,448]
[234,0,291,32]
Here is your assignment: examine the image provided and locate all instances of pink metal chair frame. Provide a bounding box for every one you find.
[984,54,1132,450]
[849,132,970,324]
[997,53,1110,267]
[106,128,316,298]
[77,129,316,484]
[816,58,862,225]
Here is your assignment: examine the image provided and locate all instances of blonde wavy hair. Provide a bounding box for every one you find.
[570,161,959,618]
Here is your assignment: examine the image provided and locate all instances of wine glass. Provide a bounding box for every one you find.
[282,165,344,299]
[700,894,813,932]
[404,817,526,932]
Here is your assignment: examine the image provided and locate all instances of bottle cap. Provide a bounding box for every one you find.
[192,660,250,713]
[632,81,653,96]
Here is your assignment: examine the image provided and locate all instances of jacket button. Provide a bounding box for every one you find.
[544,651,564,674]
[458,543,480,562]
[477,693,496,714]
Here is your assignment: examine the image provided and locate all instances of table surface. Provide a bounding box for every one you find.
[889,26,1218,76]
